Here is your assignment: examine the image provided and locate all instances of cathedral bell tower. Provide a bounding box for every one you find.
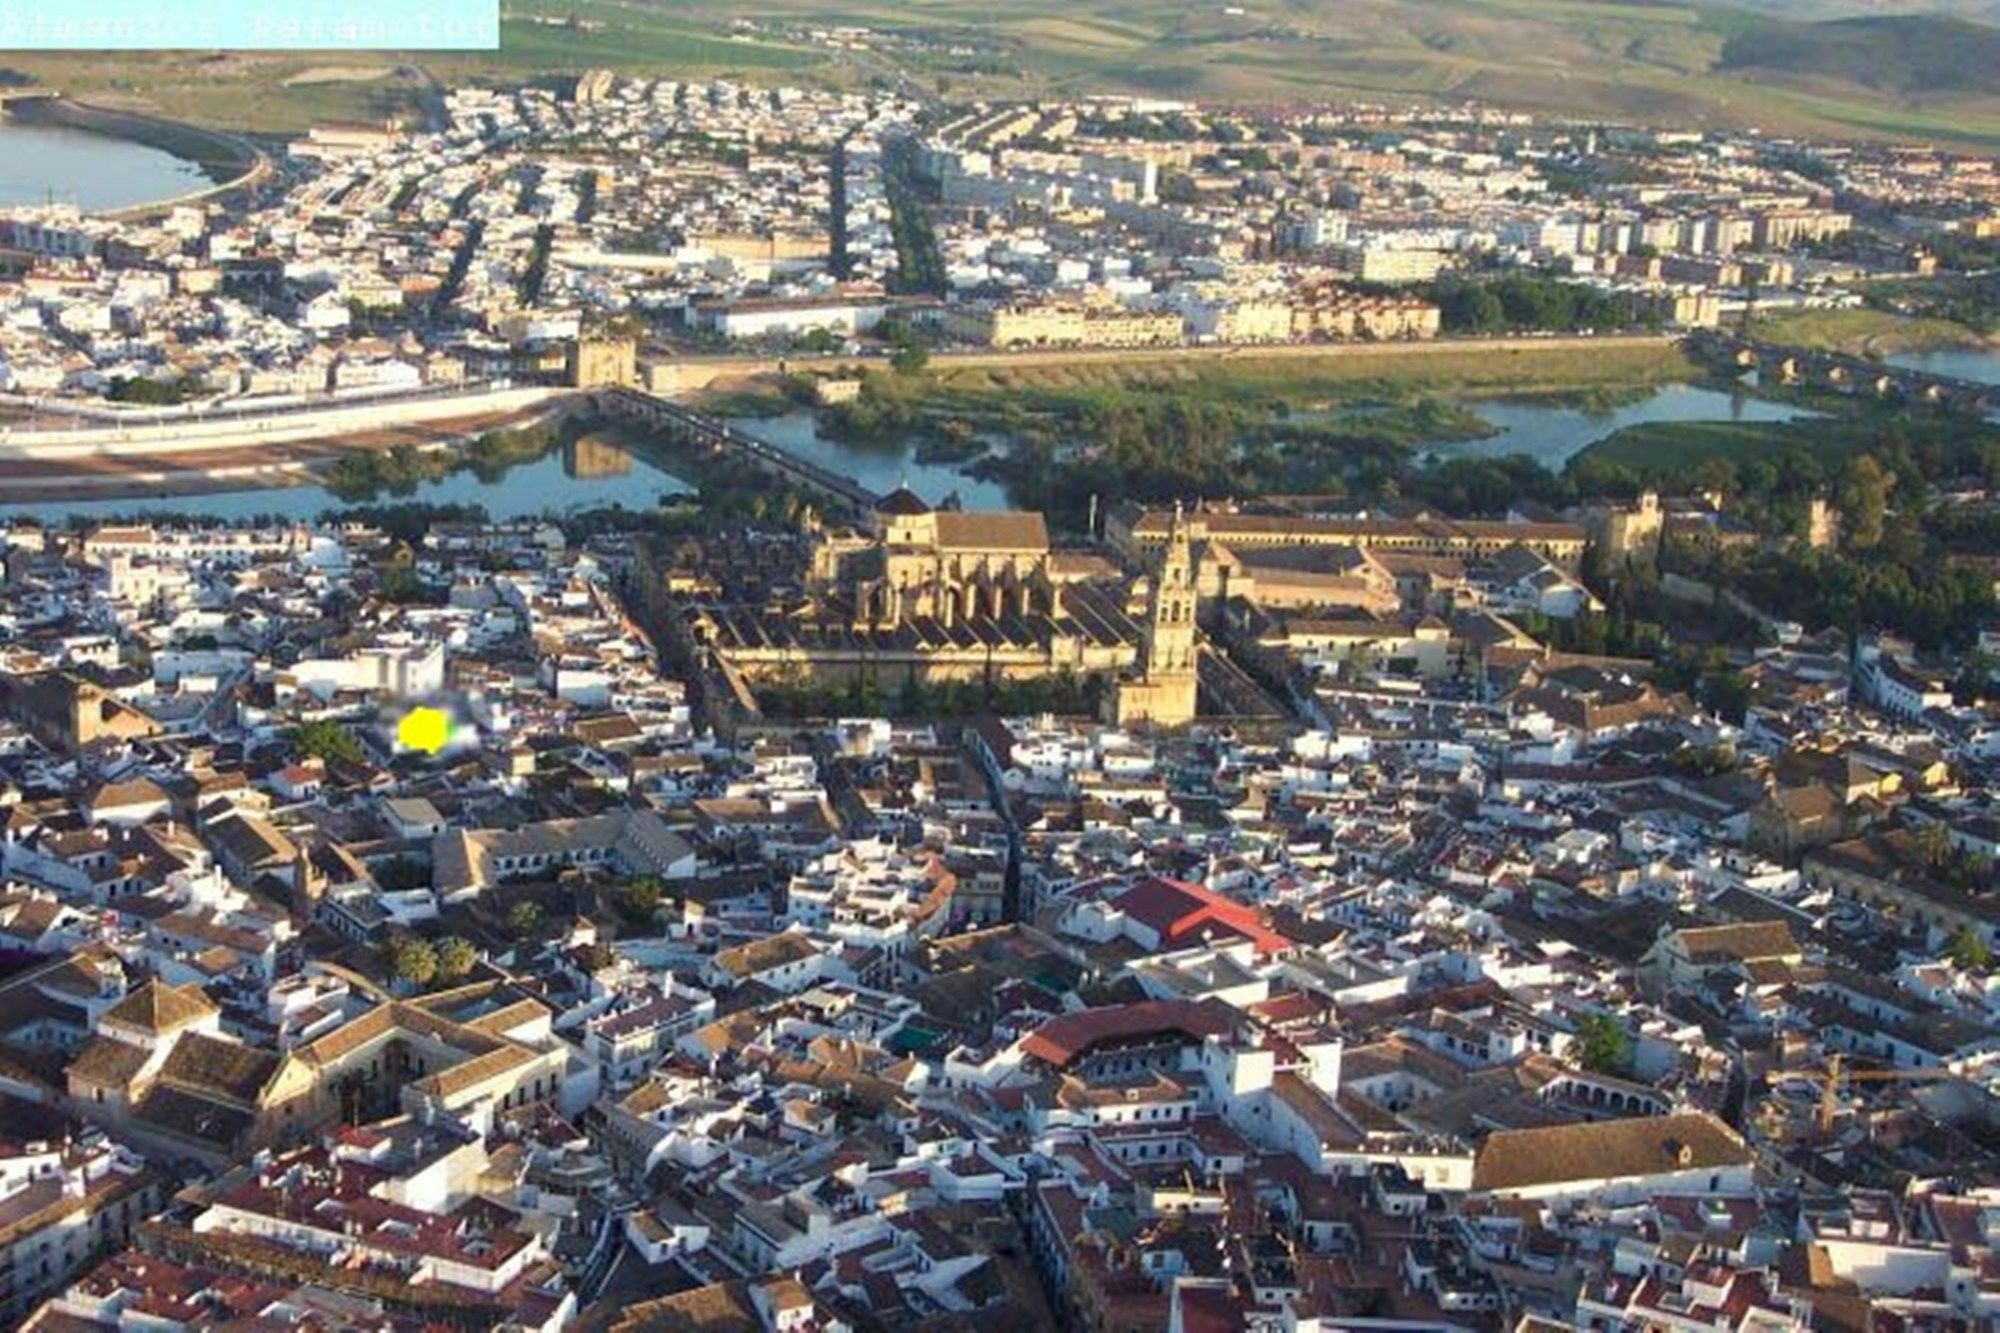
[1113,503,1200,727]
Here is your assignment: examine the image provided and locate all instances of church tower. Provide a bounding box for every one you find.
[1114,504,1200,727]
[1143,503,1197,677]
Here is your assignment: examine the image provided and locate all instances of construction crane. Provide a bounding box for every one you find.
[1780,1053,1969,1139]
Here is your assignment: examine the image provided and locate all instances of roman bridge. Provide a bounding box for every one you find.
[583,386,881,514]
[1690,331,1997,417]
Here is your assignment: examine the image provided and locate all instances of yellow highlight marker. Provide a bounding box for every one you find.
[398,706,451,755]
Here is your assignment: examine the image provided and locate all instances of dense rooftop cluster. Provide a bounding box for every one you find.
[0,60,1999,1333]
[0,492,1989,1333]
[4,78,1991,414]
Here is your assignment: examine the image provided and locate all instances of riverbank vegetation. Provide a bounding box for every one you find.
[1870,273,2000,342]
[321,418,580,502]
[799,340,1695,525]
[696,386,802,418]
[962,391,1514,529]
[927,339,1695,403]
[1752,306,1988,357]
[1569,408,2000,494]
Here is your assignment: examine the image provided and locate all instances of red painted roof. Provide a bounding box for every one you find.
[1112,875,1293,955]
[1177,1284,1250,1333]
[1020,998,1236,1069]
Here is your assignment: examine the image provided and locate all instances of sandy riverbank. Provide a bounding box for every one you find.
[0,407,550,503]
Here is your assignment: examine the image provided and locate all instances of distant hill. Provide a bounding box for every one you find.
[5,0,2000,146]
[1729,1,2000,20]
[1719,13,2000,93]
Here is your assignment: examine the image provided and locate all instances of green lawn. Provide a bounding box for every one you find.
[471,3,823,75]
[1576,419,1851,473]
[1754,308,1989,357]
[1575,409,2000,475]
[928,341,1698,406]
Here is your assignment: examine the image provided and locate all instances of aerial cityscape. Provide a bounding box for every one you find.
[1,2,1999,1330]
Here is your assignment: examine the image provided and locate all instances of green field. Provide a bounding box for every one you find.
[1574,409,2000,477]
[926,341,1698,407]
[5,0,2000,145]
[472,4,821,76]
[1576,419,1854,473]
[0,55,437,134]
[1752,307,1991,357]
[0,2,824,134]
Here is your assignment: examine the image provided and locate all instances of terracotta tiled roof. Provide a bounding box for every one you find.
[933,511,1048,552]
[604,1279,761,1332]
[102,980,218,1035]
[67,1034,150,1088]
[1020,998,1236,1070]
[1472,1111,1750,1193]
[157,1032,280,1105]
[1674,921,1801,965]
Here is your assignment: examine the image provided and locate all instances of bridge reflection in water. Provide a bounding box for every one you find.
[1690,331,1999,419]
[582,387,883,515]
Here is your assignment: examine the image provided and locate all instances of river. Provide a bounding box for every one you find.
[0,119,211,211]
[728,412,1013,509]
[0,438,693,524]
[1884,345,2000,387]
[1419,384,1821,469]
[725,385,1827,500]
[0,381,1838,523]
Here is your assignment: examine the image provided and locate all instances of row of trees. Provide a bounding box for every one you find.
[107,375,197,405]
[380,900,548,989]
[882,139,946,296]
[759,666,1101,720]
[1424,275,1651,335]
[381,933,477,989]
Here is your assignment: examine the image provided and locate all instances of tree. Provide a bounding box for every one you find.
[890,340,929,375]
[108,375,193,406]
[294,719,364,766]
[1978,439,2000,494]
[435,936,476,981]
[1913,821,1954,870]
[507,901,544,937]
[384,934,437,988]
[617,877,663,924]
[1691,456,1739,501]
[1948,926,1991,972]
[1957,649,1998,704]
[1837,454,1893,551]
[1574,1012,1633,1075]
